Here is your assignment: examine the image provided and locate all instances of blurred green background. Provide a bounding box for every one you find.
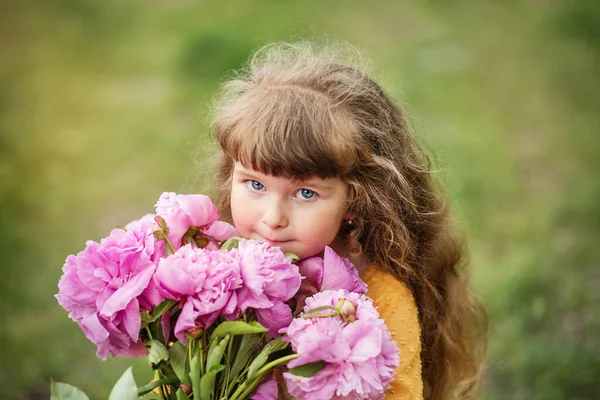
[1,0,599,399]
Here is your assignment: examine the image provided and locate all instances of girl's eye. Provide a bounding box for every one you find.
[296,188,317,200]
[247,180,265,191]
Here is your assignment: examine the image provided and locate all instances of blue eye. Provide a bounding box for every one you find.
[247,180,265,191]
[297,188,316,200]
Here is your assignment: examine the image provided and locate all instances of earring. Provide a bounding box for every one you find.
[345,219,354,226]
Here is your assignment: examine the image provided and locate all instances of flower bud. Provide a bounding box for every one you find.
[179,384,192,395]
[187,326,204,340]
[337,299,357,323]
[194,236,209,248]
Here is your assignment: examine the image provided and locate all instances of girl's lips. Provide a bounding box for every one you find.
[265,239,290,245]
[256,235,291,245]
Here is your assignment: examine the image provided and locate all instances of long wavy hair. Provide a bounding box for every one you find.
[209,41,487,399]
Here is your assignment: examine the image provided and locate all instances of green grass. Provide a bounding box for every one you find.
[1,0,598,398]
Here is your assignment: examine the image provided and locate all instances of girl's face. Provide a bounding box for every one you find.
[230,162,349,260]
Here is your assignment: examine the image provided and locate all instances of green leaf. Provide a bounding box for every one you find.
[206,336,219,366]
[289,360,327,377]
[155,215,168,231]
[190,355,201,400]
[108,367,138,400]
[220,236,243,250]
[285,252,299,261]
[199,365,225,400]
[228,333,262,384]
[139,391,161,400]
[211,320,267,338]
[169,341,190,384]
[147,299,178,323]
[147,340,170,368]
[206,335,230,371]
[247,339,284,380]
[176,389,191,400]
[50,381,90,400]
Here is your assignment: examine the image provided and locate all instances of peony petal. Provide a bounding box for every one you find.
[100,266,155,317]
[121,299,142,341]
[79,313,110,360]
[162,212,192,251]
[263,264,301,301]
[177,194,219,227]
[125,213,157,232]
[256,302,292,337]
[154,258,198,298]
[58,257,98,306]
[344,320,382,363]
[121,338,148,358]
[74,246,108,292]
[139,279,165,310]
[297,257,324,294]
[204,220,239,241]
[251,377,278,400]
[174,299,197,343]
[321,247,366,293]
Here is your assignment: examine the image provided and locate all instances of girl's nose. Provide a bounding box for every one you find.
[261,200,289,229]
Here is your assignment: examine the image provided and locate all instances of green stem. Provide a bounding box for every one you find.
[220,336,235,399]
[225,376,242,398]
[252,354,298,382]
[236,376,264,400]
[164,237,176,256]
[199,336,205,376]
[303,311,340,319]
[145,325,153,341]
[229,354,299,400]
[304,305,335,314]
[137,377,179,396]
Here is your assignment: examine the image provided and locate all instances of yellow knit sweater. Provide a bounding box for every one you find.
[362,266,424,400]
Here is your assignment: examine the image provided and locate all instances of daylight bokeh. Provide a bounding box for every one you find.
[1,1,599,399]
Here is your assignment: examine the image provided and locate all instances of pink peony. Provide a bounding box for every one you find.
[153,244,243,342]
[232,240,301,311]
[251,376,278,400]
[283,290,400,400]
[203,221,240,247]
[55,224,158,360]
[124,213,164,264]
[256,302,293,338]
[297,247,367,296]
[155,192,238,252]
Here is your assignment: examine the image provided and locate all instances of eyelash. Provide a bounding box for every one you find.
[245,180,318,201]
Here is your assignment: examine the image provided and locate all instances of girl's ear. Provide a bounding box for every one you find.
[342,214,357,229]
[343,213,357,221]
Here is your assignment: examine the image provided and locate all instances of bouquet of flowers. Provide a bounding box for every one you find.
[52,193,400,400]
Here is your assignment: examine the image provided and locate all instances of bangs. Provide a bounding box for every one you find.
[214,84,361,179]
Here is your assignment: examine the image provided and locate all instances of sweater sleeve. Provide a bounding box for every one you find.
[362,266,424,400]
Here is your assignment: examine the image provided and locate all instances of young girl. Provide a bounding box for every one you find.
[209,41,487,399]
